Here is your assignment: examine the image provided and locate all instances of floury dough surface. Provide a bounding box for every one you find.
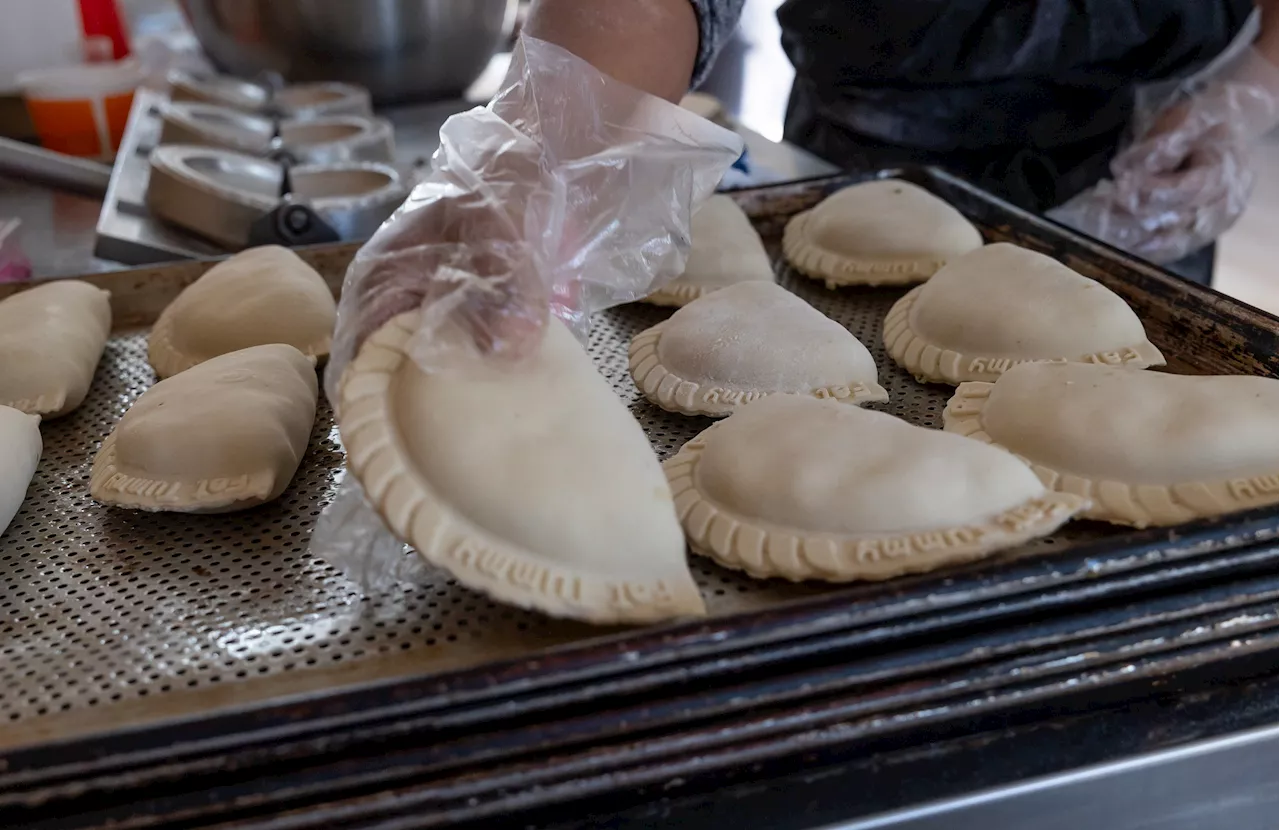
[944,362,1279,527]
[631,281,886,416]
[643,194,774,306]
[338,314,705,624]
[664,397,1086,582]
[697,398,1046,535]
[0,405,41,538]
[91,344,319,513]
[979,363,1277,484]
[149,245,336,378]
[0,281,111,418]
[909,244,1157,360]
[783,179,983,285]
[884,243,1165,383]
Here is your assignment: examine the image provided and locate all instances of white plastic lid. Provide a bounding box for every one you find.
[18,59,143,100]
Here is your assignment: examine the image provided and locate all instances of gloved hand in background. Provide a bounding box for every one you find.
[1049,27,1278,266]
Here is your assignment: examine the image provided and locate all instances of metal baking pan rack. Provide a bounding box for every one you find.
[1,168,1275,779]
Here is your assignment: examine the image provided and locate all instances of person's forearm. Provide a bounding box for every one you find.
[524,0,700,102]
[1256,1,1278,66]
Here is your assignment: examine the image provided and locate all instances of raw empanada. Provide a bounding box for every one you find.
[943,362,1278,528]
[630,281,887,417]
[884,243,1165,384]
[783,180,982,287]
[0,280,111,418]
[665,396,1086,581]
[0,405,41,538]
[643,195,774,307]
[149,246,336,379]
[90,344,318,513]
[338,313,703,624]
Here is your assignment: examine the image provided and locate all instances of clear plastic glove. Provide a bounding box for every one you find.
[326,33,742,400]
[1049,23,1278,265]
[315,34,742,592]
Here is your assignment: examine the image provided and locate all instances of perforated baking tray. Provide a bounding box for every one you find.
[1,169,1275,754]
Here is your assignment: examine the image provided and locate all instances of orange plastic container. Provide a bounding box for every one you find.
[18,61,142,159]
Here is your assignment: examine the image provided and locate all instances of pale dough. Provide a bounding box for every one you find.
[149,246,336,379]
[643,195,774,307]
[666,396,1086,582]
[783,180,983,287]
[0,280,111,418]
[0,405,41,538]
[90,344,318,513]
[338,313,704,624]
[884,243,1165,384]
[630,281,887,417]
[944,362,1279,527]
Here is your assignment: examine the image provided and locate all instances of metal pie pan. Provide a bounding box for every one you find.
[167,70,270,113]
[280,116,396,164]
[147,145,282,249]
[159,104,394,165]
[274,82,373,120]
[291,161,407,239]
[159,101,275,155]
[147,146,405,249]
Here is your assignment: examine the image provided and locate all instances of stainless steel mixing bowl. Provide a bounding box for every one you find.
[178,0,517,104]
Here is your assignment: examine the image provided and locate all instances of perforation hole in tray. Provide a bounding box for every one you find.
[0,234,1105,732]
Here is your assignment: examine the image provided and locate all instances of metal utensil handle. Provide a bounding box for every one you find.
[0,137,112,197]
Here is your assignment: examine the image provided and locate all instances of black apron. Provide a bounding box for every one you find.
[777,0,1255,282]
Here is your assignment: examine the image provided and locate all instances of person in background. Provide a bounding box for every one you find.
[523,0,1279,284]
[331,0,1279,379]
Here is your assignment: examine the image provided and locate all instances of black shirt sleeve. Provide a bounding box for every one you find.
[688,0,747,87]
[776,0,1257,88]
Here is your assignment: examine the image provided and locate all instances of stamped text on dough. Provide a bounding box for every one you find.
[968,347,1145,375]
[853,498,1069,562]
[100,472,261,501]
[1229,475,1279,500]
[447,539,584,602]
[703,383,875,405]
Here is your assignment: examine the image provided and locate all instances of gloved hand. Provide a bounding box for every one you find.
[326,114,553,390]
[325,33,742,401]
[1049,47,1277,265]
[315,34,742,591]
